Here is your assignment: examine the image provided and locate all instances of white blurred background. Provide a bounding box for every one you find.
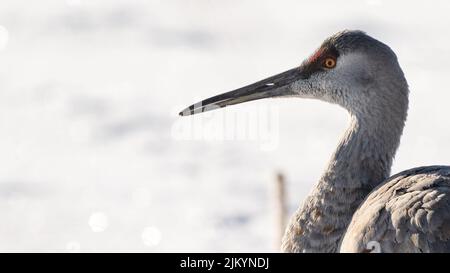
[0,0,449,252]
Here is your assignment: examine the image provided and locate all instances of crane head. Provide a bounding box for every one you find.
[179,30,408,118]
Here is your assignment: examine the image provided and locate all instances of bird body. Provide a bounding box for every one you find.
[340,165,450,253]
[180,30,450,253]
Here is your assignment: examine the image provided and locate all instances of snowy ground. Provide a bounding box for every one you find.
[0,0,449,252]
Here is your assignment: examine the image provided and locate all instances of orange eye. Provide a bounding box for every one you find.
[323,57,336,69]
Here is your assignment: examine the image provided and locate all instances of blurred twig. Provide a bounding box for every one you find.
[274,171,287,250]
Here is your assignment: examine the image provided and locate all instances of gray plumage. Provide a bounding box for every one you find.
[340,166,450,252]
[179,30,450,253]
[281,30,450,253]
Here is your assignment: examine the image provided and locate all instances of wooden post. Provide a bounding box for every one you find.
[274,172,287,250]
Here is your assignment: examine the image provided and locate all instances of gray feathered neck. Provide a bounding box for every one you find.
[282,30,409,252]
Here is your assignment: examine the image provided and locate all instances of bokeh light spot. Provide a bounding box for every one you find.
[0,25,9,51]
[142,226,162,247]
[89,212,109,232]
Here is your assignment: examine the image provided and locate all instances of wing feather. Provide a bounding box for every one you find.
[340,165,450,252]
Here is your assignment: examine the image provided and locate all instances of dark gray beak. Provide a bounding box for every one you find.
[179,67,305,116]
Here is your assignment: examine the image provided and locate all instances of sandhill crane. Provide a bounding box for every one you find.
[179,30,450,253]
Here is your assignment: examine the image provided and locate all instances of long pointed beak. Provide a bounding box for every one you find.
[179,67,305,116]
